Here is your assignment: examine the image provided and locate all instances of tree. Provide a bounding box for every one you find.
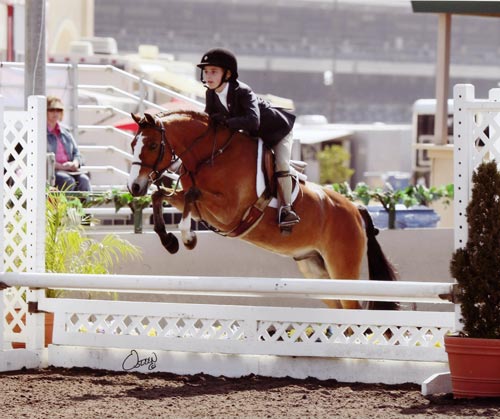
[317,144,354,184]
[450,161,500,339]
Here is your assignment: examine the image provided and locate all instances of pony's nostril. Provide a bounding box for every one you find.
[131,183,141,195]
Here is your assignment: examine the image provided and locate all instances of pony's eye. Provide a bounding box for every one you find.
[149,143,158,150]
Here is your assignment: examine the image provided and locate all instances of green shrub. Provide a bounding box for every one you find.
[450,161,500,339]
[317,144,354,184]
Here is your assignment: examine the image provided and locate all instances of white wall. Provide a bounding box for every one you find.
[86,228,454,310]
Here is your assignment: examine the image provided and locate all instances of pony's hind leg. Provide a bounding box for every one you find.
[295,252,342,309]
[322,240,366,310]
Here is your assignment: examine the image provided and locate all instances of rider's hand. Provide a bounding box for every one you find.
[210,113,228,127]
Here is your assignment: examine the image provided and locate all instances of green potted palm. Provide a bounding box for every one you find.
[44,190,142,345]
[447,160,500,398]
[45,190,142,288]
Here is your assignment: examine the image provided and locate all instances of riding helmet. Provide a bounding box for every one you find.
[197,48,238,81]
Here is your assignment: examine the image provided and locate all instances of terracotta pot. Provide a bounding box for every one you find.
[5,309,54,348]
[44,312,54,346]
[445,335,500,398]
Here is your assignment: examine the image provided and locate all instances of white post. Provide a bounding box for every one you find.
[0,95,4,349]
[26,289,45,349]
[452,84,475,334]
[453,84,473,251]
[26,95,46,273]
[25,95,47,350]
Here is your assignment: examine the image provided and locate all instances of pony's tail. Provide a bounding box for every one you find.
[358,206,399,310]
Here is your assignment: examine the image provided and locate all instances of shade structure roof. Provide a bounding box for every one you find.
[411,1,500,17]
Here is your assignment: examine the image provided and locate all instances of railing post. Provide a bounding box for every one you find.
[68,63,79,138]
[138,75,146,114]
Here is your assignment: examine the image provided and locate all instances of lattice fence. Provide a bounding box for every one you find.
[41,298,452,362]
[453,84,500,249]
[1,96,46,349]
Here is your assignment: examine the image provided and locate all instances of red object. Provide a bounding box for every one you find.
[445,335,500,398]
[7,5,14,61]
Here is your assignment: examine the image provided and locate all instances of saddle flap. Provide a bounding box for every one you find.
[263,146,276,197]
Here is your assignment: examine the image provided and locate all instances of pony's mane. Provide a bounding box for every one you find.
[154,109,208,124]
[137,109,208,129]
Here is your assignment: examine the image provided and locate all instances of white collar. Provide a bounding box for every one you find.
[215,83,229,111]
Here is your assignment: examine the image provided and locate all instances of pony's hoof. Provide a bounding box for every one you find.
[184,233,197,250]
[165,233,179,254]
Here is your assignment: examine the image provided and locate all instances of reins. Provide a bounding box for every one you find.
[133,112,259,235]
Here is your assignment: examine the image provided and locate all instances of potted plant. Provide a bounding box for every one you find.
[447,160,500,398]
[332,182,453,229]
[44,190,142,345]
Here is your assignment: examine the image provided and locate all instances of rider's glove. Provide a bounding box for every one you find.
[210,113,228,127]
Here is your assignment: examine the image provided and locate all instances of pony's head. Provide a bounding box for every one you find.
[127,112,175,196]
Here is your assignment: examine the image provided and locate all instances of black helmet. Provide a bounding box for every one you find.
[197,48,238,81]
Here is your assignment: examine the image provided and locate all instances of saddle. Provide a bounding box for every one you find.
[222,140,305,238]
[257,139,307,208]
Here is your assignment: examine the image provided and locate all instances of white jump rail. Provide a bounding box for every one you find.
[0,273,453,303]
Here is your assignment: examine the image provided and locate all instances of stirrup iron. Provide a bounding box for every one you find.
[279,205,300,228]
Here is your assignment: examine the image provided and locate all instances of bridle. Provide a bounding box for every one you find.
[131,121,177,183]
[131,116,228,184]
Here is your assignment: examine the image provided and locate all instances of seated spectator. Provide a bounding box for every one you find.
[46,96,91,192]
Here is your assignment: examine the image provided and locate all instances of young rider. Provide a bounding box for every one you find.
[197,48,300,231]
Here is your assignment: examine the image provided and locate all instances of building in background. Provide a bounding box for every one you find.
[93,0,500,124]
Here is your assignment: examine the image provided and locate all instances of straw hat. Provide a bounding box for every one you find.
[47,96,64,111]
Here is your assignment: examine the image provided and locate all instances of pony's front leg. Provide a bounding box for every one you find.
[179,187,201,250]
[179,207,197,250]
[152,190,179,254]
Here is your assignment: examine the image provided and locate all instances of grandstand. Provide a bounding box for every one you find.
[94,0,500,124]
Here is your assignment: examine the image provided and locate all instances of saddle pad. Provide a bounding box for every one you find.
[256,139,305,209]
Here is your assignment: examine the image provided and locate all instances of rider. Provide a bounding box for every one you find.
[197,48,300,231]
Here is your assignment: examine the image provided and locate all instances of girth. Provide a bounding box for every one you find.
[200,145,275,238]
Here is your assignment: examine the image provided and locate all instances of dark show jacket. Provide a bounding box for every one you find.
[204,80,295,146]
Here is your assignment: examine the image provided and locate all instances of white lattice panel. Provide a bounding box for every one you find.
[41,299,453,362]
[454,84,500,249]
[1,96,47,348]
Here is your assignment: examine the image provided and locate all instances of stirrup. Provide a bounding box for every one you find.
[279,205,300,227]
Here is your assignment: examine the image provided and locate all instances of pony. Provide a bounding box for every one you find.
[127,110,398,310]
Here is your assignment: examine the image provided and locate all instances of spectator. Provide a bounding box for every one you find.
[46,96,91,192]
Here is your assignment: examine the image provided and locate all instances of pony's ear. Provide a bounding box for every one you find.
[144,113,156,125]
[131,113,141,124]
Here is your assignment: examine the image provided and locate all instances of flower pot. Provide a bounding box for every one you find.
[5,309,54,348]
[44,312,54,346]
[445,335,500,398]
